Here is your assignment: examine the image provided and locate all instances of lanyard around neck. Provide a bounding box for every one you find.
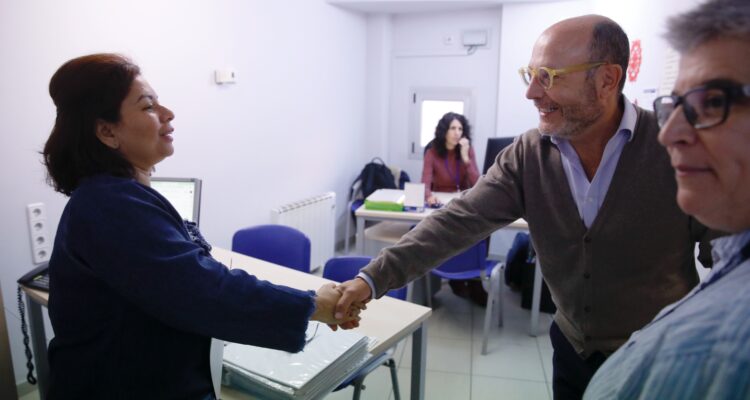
[444,154,461,191]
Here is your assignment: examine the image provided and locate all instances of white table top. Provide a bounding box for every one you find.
[211,247,432,355]
[355,191,528,230]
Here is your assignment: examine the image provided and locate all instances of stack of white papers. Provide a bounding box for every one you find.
[364,189,405,211]
[222,323,373,400]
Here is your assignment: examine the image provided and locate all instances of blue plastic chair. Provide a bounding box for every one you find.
[231,225,311,273]
[425,239,503,354]
[323,256,404,400]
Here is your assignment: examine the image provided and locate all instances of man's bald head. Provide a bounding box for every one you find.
[539,15,630,92]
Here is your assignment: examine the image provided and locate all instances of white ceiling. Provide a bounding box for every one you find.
[327,0,558,14]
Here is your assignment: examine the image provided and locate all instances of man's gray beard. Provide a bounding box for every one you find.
[542,82,602,139]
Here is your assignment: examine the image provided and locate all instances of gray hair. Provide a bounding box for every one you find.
[589,19,630,93]
[666,0,750,52]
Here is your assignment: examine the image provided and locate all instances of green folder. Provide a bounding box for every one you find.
[364,189,405,212]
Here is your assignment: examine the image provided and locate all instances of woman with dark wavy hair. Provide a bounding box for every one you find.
[41,53,358,399]
[421,112,480,206]
[421,112,483,304]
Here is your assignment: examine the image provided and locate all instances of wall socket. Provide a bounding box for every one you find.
[26,202,51,264]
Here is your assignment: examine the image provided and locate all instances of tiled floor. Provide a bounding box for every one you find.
[18,283,555,400]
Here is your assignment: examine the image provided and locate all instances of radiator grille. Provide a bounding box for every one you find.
[270,192,336,271]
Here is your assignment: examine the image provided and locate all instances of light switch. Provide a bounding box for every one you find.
[215,69,237,84]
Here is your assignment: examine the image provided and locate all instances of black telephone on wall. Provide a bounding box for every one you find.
[17,263,50,385]
[18,263,50,292]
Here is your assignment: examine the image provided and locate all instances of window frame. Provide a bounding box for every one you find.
[408,87,474,160]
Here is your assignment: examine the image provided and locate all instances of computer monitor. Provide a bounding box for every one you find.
[483,137,515,174]
[150,177,202,225]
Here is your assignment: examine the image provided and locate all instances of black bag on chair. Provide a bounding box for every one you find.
[504,232,556,314]
[504,232,531,290]
[357,157,397,198]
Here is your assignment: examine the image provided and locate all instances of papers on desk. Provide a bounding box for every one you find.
[364,189,404,211]
[222,322,373,400]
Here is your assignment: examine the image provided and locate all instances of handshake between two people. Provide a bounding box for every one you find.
[310,278,374,331]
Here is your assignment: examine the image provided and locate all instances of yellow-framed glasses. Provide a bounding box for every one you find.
[519,62,607,90]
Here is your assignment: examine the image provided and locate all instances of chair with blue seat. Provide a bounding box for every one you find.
[231,224,311,273]
[323,256,405,400]
[424,239,504,355]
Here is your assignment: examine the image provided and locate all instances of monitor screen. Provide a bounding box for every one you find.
[150,177,202,225]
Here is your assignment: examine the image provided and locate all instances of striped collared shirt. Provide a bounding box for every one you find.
[584,229,750,399]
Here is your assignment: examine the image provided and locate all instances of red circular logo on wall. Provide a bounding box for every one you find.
[628,39,642,82]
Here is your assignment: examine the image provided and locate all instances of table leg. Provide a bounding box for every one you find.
[26,293,49,400]
[410,323,426,400]
[209,339,223,399]
[529,259,542,337]
[356,216,365,255]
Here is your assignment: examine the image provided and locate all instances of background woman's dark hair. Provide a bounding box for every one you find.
[433,112,472,160]
[42,53,140,196]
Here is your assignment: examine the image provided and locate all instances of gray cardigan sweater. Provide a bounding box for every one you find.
[362,107,715,356]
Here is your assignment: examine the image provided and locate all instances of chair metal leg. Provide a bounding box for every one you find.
[344,214,352,254]
[482,264,504,355]
[423,275,433,308]
[352,375,366,400]
[386,358,401,400]
[496,267,504,328]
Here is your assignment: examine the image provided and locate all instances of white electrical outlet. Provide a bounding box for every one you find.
[26,202,51,264]
[27,203,46,221]
[33,247,51,264]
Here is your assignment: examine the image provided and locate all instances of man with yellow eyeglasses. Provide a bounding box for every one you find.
[334,14,718,400]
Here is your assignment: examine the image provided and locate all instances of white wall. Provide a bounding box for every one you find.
[496,0,592,139]
[0,0,369,385]
[364,15,393,161]
[387,7,503,182]
[591,0,702,105]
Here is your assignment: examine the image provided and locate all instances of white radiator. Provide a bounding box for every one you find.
[270,192,336,272]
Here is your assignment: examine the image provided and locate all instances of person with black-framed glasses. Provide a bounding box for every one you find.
[585,0,750,398]
[654,81,750,129]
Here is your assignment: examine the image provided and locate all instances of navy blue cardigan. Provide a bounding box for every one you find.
[46,175,315,399]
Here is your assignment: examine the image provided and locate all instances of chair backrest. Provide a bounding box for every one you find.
[323,256,407,300]
[483,137,515,174]
[435,240,488,274]
[232,224,311,273]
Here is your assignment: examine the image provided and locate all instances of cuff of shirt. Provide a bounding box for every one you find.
[356,272,377,299]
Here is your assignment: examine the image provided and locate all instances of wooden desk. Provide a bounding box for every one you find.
[354,193,543,336]
[21,247,432,400]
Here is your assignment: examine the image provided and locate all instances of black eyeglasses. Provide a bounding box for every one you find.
[653,81,750,129]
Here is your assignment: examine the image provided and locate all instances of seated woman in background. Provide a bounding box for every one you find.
[422,112,480,205]
[42,53,359,399]
[421,112,484,304]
